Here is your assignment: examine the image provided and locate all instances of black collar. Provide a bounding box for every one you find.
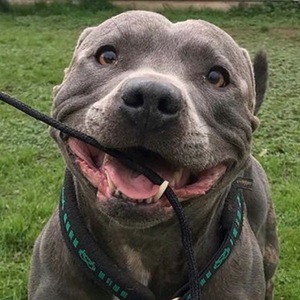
[59,169,252,300]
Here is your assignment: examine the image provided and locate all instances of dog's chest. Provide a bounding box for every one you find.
[122,245,151,286]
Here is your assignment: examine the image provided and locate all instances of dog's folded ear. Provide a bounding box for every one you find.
[74,27,95,50]
[253,51,268,115]
[53,27,95,98]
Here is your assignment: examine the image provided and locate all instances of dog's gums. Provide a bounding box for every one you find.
[68,137,227,207]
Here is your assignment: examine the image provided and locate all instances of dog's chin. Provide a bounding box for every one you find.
[66,137,232,228]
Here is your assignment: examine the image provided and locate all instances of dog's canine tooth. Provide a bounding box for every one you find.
[153,180,169,201]
[174,168,184,186]
[120,192,128,200]
[105,171,116,193]
[146,197,153,204]
[114,189,121,197]
[103,154,110,165]
[170,169,183,187]
[170,178,176,187]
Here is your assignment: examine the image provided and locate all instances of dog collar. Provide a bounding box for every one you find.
[59,169,252,300]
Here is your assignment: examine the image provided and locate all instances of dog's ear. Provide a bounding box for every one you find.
[74,27,95,50]
[53,27,95,97]
[253,51,268,115]
[240,48,260,131]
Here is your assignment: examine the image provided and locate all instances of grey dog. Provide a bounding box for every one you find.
[28,11,279,300]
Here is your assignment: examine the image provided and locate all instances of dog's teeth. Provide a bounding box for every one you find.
[174,169,184,185]
[118,191,127,200]
[103,154,110,165]
[137,199,144,203]
[153,180,169,201]
[170,179,175,187]
[105,171,115,193]
[146,197,153,204]
[170,169,183,187]
[114,189,121,197]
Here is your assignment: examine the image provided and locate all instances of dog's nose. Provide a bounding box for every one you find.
[120,78,182,131]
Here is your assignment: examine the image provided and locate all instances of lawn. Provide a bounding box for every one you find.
[0,3,299,300]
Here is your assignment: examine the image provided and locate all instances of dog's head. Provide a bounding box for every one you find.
[50,11,267,228]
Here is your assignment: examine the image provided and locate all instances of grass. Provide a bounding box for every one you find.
[0,3,299,300]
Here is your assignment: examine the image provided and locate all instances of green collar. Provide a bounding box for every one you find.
[60,170,252,300]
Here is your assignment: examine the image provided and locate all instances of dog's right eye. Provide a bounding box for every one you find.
[96,45,118,66]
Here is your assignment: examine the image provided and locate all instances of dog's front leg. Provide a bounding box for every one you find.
[28,212,112,300]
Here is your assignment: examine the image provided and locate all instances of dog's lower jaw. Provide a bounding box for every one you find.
[66,150,250,230]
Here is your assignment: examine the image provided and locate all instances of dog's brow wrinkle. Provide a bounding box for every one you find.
[111,18,125,37]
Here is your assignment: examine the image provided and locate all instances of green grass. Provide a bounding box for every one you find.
[0,4,299,300]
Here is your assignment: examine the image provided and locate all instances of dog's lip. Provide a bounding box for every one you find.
[67,137,228,204]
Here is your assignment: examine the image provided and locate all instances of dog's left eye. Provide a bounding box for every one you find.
[207,67,229,88]
[96,45,118,66]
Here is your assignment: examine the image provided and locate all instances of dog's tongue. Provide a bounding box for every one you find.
[104,158,175,199]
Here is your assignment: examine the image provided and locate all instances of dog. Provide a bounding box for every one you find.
[28,11,279,300]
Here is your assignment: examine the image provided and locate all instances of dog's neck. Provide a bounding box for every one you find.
[74,181,228,293]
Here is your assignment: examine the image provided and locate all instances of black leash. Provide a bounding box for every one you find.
[0,91,200,299]
[172,178,252,299]
[0,91,252,299]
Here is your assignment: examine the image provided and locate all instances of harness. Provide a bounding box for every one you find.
[0,91,252,300]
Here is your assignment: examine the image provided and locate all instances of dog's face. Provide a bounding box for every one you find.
[51,11,260,228]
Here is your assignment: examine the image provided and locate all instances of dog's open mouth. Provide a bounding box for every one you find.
[68,138,227,207]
